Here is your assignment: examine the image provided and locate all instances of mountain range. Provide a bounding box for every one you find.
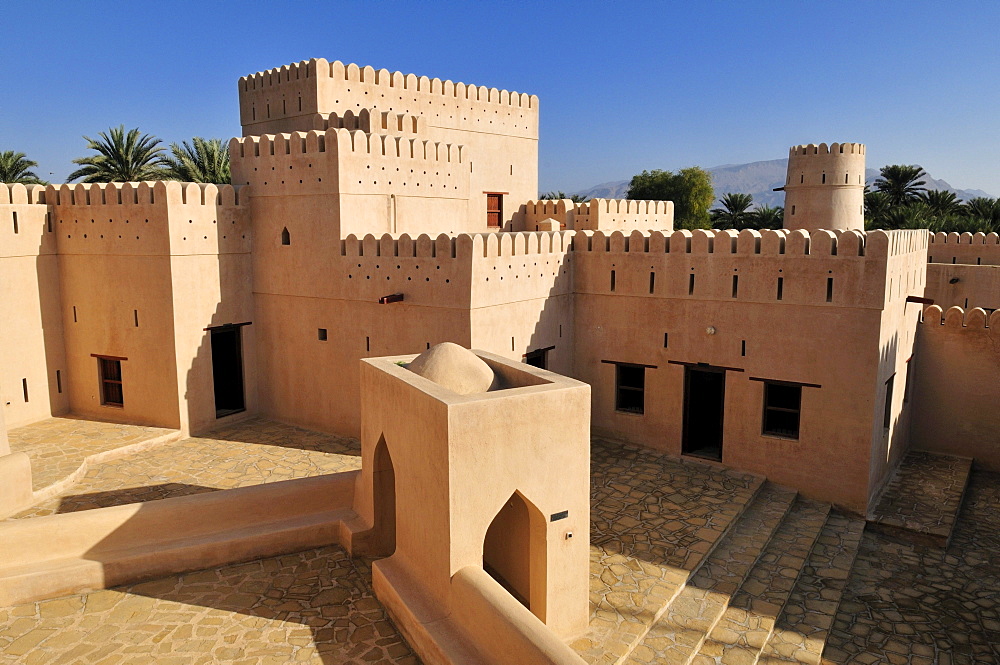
[572,159,994,208]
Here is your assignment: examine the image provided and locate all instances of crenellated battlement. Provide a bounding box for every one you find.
[920,304,999,329]
[338,230,573,259]
[241,59,537,109]
[0,183,48,205]
[567,228,919,257]
[231,129,464,163]
[927,231,1000,266]
[789,142,865,156]
[521,198,673,232]
[44,181,247,207]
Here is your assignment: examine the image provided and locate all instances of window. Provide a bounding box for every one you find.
[525,349,547,369]
[281,227,290,245]
[615,364,645,414]
[318,328,328,341]
[762,382,801,439]
[486,193,503,228]
[98,357,124,407]
[883,375,894,429]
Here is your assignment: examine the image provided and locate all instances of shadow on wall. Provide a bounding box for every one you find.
[523,239,574,377]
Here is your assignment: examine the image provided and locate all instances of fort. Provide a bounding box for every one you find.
[0,59,997,665]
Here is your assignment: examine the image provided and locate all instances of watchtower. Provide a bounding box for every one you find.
[782,142,865,232]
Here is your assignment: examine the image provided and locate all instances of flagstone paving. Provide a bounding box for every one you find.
[10,418,361,519]
[573,438,764,665]
[825,471,1000,665]
[867,450,973,547]
[8,416,180,492]
[0,545,419,665]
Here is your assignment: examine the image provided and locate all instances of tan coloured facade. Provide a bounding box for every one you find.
[0,58,997,540]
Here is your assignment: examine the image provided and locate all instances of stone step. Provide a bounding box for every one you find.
[622,483,797,665]
[571,443,766,665]
[867,450,973,548]
[756,512,866,665]
[690,498,830,665]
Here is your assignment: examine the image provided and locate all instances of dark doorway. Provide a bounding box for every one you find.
[372,436,397,556]
[211,327,245,418]
[682,367,725,461]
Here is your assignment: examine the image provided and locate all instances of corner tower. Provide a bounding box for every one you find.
[782,142,865,232]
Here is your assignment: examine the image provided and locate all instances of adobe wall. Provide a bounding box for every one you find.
[252,231,575,435]
[569,228,917,512]
[47,182,252,433]
[238,59,538,228]
[925,263,1000,311]
[927,231,1000,266]
[783,143,865,232]
[867,230,928,506]
[911,305,1000,470]
[231,129,473,239]
[520,198,674,233]
[0,184,70,428]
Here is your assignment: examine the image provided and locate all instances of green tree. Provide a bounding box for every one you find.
[962,197,1000,232]
[0,151,47,184]
[873,164,928,207]
[538,190,589,203]
[710,193,754,229]
[163,137,231,184]
[751,205,783,229]
[864,190,891,228]
[68,125,168,183]
[627,166,713,229]
[918,189,962,217]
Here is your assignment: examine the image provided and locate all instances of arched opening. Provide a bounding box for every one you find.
[280,227,290,245]
[372,436,396,556]
[483,491,547,621]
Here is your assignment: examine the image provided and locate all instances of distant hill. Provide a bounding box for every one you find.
[572,160,994,208]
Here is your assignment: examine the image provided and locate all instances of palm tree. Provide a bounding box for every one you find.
[751,205,783,229]
[0,151,47,184]
[710,192,754,229]
[864,190,891,228]
[918,189,962,217]
[68,125,168,182]
[873,164,927,207]
[539,191,589,203]
[963,197,1000,232]
[163,137,231,184]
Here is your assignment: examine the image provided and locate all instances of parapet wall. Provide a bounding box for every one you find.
[928,231,1000,266]
[239,59,538,140]
[0,184,55,259]
[47,182,249,256]
[521,198,673,232]
[911,305,1000,470]
[570,228,925,308]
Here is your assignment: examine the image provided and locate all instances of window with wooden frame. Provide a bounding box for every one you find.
[97,356,124,407]
[762,382,801,439]
[486,193,503,228]
[615,364,646,414]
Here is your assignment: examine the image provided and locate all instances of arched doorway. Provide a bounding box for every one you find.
[483,491,547,621]
[372,436,396,556]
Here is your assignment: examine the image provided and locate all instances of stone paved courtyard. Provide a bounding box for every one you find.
[3,416,1000,664]
[0,546,420,665]
[10,418,361,519]
[8,416,180,491]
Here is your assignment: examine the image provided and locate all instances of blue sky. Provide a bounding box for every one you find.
[3,0,998,195]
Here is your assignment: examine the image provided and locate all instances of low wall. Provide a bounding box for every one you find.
[0,471,359,605]
[0,453,33,519]
[911,306,1000,470]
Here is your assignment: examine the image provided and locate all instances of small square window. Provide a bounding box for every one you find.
[318,328,328,341]
[98,357,124,407]
[762,382,800,439]
[615,364,645,414]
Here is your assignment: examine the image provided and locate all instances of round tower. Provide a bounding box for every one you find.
[782,142,865,232]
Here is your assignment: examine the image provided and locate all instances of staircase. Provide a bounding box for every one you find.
[601,482,866,665]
